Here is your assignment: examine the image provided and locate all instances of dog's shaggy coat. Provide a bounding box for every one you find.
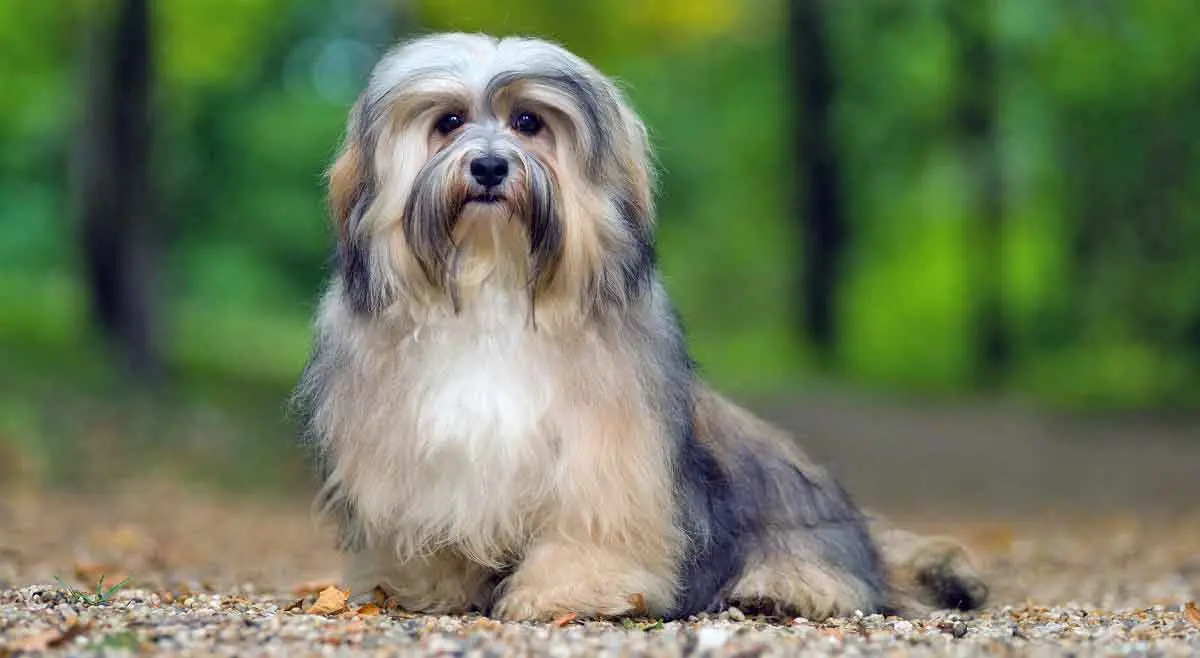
[293,32,988,621]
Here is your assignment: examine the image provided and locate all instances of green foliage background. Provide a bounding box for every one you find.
[2,0,1199,488]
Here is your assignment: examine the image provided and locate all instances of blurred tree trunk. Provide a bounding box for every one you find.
[76,0,161,381]
[790,0,845,369]
[948,0,1009,387]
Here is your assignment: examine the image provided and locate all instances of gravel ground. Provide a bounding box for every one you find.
[2,482,1199,656]
[2,589,1197,658]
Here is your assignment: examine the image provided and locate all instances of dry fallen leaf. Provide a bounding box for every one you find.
[1184,601,1200,628]
[467,618,503,632]
[355,603,382,617]
[306,586,350,616]
[551,612,577,627]
[628,593,648,617]
[6,629,63,653]
[372,586,389,607]
[6,622,90,652]
[294,578,340,597]
[56,622,91,647]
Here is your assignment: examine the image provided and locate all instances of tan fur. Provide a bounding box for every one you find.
[327,135,363,237]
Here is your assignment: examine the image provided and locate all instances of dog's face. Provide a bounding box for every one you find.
[328,33,658,318]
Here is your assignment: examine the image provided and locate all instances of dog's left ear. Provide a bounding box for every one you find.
[613,102,657,229]
[581,81,660,308]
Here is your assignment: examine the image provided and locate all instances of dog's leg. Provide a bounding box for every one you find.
[345,546,494,614]
[491,401,685,621]
[490,536,679,621]
[727,532,881,619]
[869,518,989,615]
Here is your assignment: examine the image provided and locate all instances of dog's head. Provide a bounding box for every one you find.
[328,33,657,319]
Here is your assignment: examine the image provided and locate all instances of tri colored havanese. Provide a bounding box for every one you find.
[293,32,988,622]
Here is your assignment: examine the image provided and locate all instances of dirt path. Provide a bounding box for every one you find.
[1,486,1197,655]
[1,394,1199,655]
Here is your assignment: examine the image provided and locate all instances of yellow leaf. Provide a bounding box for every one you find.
[356,603,382,617]
[372,586,390,608]
[551,612,577,627]
[305,586,349,616]
[5,622,89,652]
[1185,601,1200,628]
[629,593,648,617]
[7,629,62,653]
[293,579,339,597]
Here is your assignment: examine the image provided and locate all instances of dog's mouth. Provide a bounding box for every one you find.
[466,193,506,205]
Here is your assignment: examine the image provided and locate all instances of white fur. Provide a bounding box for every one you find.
[367,33,596,108]
[313,280,565,567]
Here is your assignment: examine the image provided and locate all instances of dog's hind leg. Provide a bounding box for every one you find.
[727,529,884,620]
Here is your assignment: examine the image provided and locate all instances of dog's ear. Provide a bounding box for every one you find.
[326,106,382,315]
[586,74,655,232]
[581,87,659,310]
[327,95,378,241]
[614,103,656,229]
[328,139,366,240]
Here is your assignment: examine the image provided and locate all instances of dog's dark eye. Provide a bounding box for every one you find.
[435,112,465,135]
[512,111,542,136]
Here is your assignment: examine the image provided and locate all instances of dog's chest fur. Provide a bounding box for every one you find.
[324,289,572,564]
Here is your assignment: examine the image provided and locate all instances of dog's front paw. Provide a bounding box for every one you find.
[491,584,641,622]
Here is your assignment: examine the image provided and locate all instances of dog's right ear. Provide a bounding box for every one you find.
[328,139,366,241]
[326,106,383,315]
[327,95,380,239]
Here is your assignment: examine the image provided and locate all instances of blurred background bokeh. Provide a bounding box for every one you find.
[2,0,1199,514]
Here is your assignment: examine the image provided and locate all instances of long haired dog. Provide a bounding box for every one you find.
[294,33,988,621]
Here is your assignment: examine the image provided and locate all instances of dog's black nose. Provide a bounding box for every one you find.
[470,155,508,188]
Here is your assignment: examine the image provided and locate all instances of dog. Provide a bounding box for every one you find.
[292,32,988,621]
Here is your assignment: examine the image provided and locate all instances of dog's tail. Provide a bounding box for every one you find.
[868,518,990,616]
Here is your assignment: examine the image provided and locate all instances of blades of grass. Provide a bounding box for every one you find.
[54,576,85,604]
[101,577,132,603]
[54,573,131,606]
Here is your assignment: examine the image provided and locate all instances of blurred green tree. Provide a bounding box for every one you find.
[2,0,1200,415]
[790,0,846,371]
[76,0,161,381]
[947,0,1008,387]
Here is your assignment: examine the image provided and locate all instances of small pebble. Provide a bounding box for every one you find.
[695,626,730,651]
